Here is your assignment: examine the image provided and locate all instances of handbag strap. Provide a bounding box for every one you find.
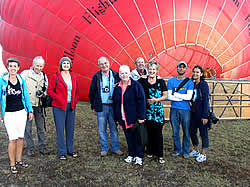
[41,71,59,93]
[53,73,59,93]
[41,71,47,92]
[41,72,58,93]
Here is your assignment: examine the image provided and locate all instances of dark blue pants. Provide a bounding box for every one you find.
[146,120,163,157]
[122,123,144,159]
[190,113,209,150]
[53,104,76,156]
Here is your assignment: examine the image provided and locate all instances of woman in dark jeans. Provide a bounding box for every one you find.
[189,65,210,162]
[112,65,146,166]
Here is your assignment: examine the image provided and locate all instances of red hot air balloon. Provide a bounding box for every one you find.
[0,0,249,100]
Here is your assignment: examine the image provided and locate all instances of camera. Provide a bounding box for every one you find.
[102,86,110,93]
[36,90,43,97]
[209,111,219,124]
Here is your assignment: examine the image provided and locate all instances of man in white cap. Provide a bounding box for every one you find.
[167,61,194,159]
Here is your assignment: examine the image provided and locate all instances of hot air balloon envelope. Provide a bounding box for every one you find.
[0,0,249,100]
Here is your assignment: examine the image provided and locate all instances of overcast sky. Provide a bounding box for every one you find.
[0,45,7,75]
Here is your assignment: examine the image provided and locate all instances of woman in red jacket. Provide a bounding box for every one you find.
[47,57,79,160]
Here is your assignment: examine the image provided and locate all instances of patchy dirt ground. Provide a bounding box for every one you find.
[0,101,249,186]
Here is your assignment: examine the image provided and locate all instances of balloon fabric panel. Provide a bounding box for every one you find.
[0,0,249,101]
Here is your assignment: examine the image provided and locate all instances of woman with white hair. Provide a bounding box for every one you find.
[112,65,146,166]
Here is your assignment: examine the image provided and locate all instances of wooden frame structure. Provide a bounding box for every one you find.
[163,78,250,120]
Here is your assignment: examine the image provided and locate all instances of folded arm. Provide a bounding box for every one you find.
[148,91,168,104]
[173,90,193,100]
[168,90,183,101]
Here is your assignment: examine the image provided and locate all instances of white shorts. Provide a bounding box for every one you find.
[4,109,27,141]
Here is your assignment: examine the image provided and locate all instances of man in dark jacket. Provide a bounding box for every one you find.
[88,57,122,156]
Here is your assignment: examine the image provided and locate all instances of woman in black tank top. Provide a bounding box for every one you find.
[0,58,33,174]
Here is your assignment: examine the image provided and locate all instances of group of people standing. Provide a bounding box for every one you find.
[89,56,210,166]
[0,56,79,174]
[0,55,210,174]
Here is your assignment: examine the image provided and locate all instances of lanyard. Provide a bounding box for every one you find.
[100,70,111,91]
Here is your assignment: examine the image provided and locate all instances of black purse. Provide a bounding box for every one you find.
[40,72,58,108]
[131,122,148,146]
[209,111,219,124]
[207,111,219,130]
[41,95,53,108]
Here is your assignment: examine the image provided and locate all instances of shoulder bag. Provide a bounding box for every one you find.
[41,72,58,108]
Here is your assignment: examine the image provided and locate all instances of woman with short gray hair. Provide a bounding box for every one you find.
[138,61,168,164]
[47,57,80,160]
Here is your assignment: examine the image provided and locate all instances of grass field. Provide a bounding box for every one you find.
[0,101,249,186]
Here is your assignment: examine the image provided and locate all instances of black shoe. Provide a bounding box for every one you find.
[40,148,50,155]
[10,165,18,174]
[67,152,78,158]
[15,161,28,168]
[27,150,35,157]
[59,155,67,160]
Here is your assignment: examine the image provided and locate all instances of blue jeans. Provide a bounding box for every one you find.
[190,113,209,149]
[96,105,120,152]
[170,108,191,155]
[53,104,76,156]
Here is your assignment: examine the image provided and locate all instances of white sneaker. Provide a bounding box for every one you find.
[124,156,134,163]
[189,150,200,157]
[134,157,143,166]
[196,154,206,162]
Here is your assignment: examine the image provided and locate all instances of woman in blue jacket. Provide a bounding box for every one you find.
[112,65,146,166]
[0,58,33,174]
[189,65,210,162]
